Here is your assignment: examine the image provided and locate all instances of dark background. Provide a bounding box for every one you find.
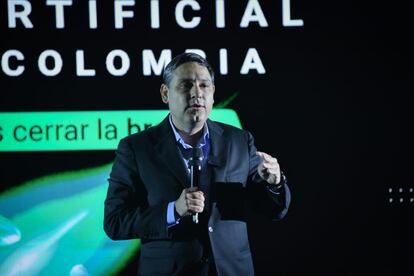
[1,1,412,275]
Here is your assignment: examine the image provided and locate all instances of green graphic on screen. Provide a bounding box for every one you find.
[0,109,242,275]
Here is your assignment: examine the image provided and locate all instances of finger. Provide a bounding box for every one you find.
[187,187,199,193]
[186,199,204,212]
[188,204,204,213]
[186,194,205,204]
[275,173,281,184]
[266,169,281,179]
[187,189,203,195]
[263,156,277,164]
[266,167,280,175]
[193,191,205,200]
[186,190,203,197]
[265,170,281,184]
[270,170,281,184]
[262,162,279,169]
[260,157,278,167]
[186,192,205,201]
[261,164,280,176]
[188,198,205,207]
[257,151,276,162]
[256,151,269,160]
[259,163,268,172]
[257,151,269,157]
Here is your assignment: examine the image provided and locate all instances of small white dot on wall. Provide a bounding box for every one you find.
[389,198,393,203]
[410,198,413,202]
[399,188,403,193]
[399,198,404,203]
[388,188,393,193]
[410,188,413,193]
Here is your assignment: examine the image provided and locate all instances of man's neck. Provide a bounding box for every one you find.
[172,118,205,147]
[178,128,203,147]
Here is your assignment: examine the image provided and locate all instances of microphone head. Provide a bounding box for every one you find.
[189,148,203,167]
[191,148,203,160]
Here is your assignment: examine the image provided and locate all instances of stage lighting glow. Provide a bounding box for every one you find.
[0,164,139,275]
[0,215,21,246]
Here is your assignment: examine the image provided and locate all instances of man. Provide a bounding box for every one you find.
[104,53,291,275]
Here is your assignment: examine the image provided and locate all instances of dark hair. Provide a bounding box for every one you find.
[163,52,215,87]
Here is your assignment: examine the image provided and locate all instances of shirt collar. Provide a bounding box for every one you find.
[168,114,209,149]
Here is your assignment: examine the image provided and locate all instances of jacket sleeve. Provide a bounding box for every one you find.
[103,138,170,240]
[246,131,291,221]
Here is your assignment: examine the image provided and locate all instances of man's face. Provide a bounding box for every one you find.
[160,62,215,130]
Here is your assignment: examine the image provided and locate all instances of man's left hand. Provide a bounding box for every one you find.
[256,151,281,185]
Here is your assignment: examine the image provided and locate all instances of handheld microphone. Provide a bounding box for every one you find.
[189,148,203,224]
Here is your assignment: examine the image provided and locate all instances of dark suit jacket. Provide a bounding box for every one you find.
[104,116,291,275]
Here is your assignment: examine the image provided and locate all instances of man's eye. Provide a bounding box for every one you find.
[183,82,193,89]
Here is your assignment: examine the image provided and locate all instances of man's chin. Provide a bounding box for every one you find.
[188,113,205,124]
[190,115,203,123]
[187,110,206,123]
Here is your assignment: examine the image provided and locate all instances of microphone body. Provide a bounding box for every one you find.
[189,148,203,224]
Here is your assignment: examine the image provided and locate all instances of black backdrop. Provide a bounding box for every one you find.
[1,1,413,275]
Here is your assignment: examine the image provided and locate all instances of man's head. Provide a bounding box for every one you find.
[160,53,215,133]
[162,53,215,88]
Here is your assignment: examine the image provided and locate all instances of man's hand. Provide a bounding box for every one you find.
[175,187,205,217]
[256,151,281,185]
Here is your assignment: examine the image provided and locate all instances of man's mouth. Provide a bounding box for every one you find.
[189,104,204,109]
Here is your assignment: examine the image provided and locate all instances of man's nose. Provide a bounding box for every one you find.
[190,83,203,98]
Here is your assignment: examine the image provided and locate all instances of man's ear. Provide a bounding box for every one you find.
[160,84,169,104]
[212,84,216,103]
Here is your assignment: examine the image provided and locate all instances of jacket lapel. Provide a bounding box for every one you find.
[206,120,226,180]
[154,117,190,188]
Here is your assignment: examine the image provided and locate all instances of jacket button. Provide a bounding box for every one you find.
[208,226,213,232]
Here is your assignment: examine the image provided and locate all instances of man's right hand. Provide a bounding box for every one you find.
[175,187,205,217]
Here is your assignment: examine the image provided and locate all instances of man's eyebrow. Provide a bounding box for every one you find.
[177,77,212,82]
[177,78,194,83]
